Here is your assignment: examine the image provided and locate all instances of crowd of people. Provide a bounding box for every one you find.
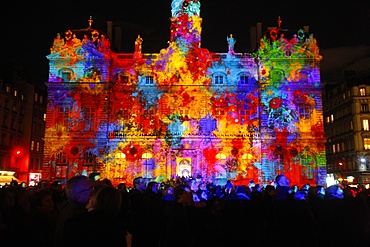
[0,174,369,247]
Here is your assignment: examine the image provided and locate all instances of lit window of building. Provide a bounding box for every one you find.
[363,119,369,131]
[364,138,370,150]
[360,87,366,96]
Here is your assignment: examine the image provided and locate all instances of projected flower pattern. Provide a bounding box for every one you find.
[45,0,326,186]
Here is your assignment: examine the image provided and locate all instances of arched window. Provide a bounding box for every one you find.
[115,152,126,165]
[142,153,153,178]
[59,68,74,82]
[301,154,314,179]
[212,73,226,85]
[238,73,249,85]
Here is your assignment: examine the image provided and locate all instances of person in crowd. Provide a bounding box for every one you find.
[24,189,56,247]
[224,180,234,195]
[50,180,63,210]
[129,181,165,247]
[126,176,147,244]
[129,176,147,199]
[273,174,299,246]
[275,174,291,200]
[60,184,126,247]
[250,183,263,201]
[36,180,50,191]
[164,184,216,247]
[220,185,255,246]
[54,175,92,247]
[164,184,193,247]
[0,187,28,246]
[117,182,128,192]
[162,184,175,202]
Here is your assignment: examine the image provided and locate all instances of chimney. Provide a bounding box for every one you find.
[114,26,122,52]
[107,21,113,41]
[256,22,262,42]
[249,26,256,51]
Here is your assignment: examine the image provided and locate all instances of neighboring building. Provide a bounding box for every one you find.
[43,0,326,186]
[0,73,47,185]
[324,71,370,186]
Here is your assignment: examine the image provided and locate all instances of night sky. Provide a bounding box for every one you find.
[1,0,369,83]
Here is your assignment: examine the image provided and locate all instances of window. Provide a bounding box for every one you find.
[301,155,314,179]
[145,76,154,85]
[61,71,72,82]
[36,142,40,152]
[57,107,70,130]
[84,107,95,131]
[215,75,224,85]
[10,118,15,130]
[31,140,34,151]
[361,104,369,113]
[336,143,340,152]
[12,102,17,112]
[56,152,67,164]
[299,107,311,119]
[2,115,7,128]
[239,75,248,84]
[55,165,67,178]
[13,90,17,97]
[363,119,369,131]
[120,75,129,84]
[6,85,10,93]
[364,138,370,150]
[84,152,96,165]
[1,134,5,145]
[360,87,366,96]
[330,114,334,123]
[39,95,43,104]
[144,109,155,116]
[34,93,38,102]
[332,144,336,153]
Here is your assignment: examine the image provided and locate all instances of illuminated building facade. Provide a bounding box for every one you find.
[43,0,326,186]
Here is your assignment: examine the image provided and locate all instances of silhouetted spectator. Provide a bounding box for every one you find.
[50,180,63,210]
[24,189,56,247]
[54,175,92,247]
[61,185,126,247]
[130,181,165,247]
[0,187,27,246]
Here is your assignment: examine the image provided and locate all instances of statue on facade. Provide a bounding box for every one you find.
[135,34,143,53]
[227,34,236,55]
[51,33,64,52]
[98,34,110,52]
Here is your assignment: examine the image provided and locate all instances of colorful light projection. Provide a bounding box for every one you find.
[44,0,326,186]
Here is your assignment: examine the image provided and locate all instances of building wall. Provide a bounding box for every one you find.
[0,75,42,183]
[43,2,326,186]
[324,75,370,185]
